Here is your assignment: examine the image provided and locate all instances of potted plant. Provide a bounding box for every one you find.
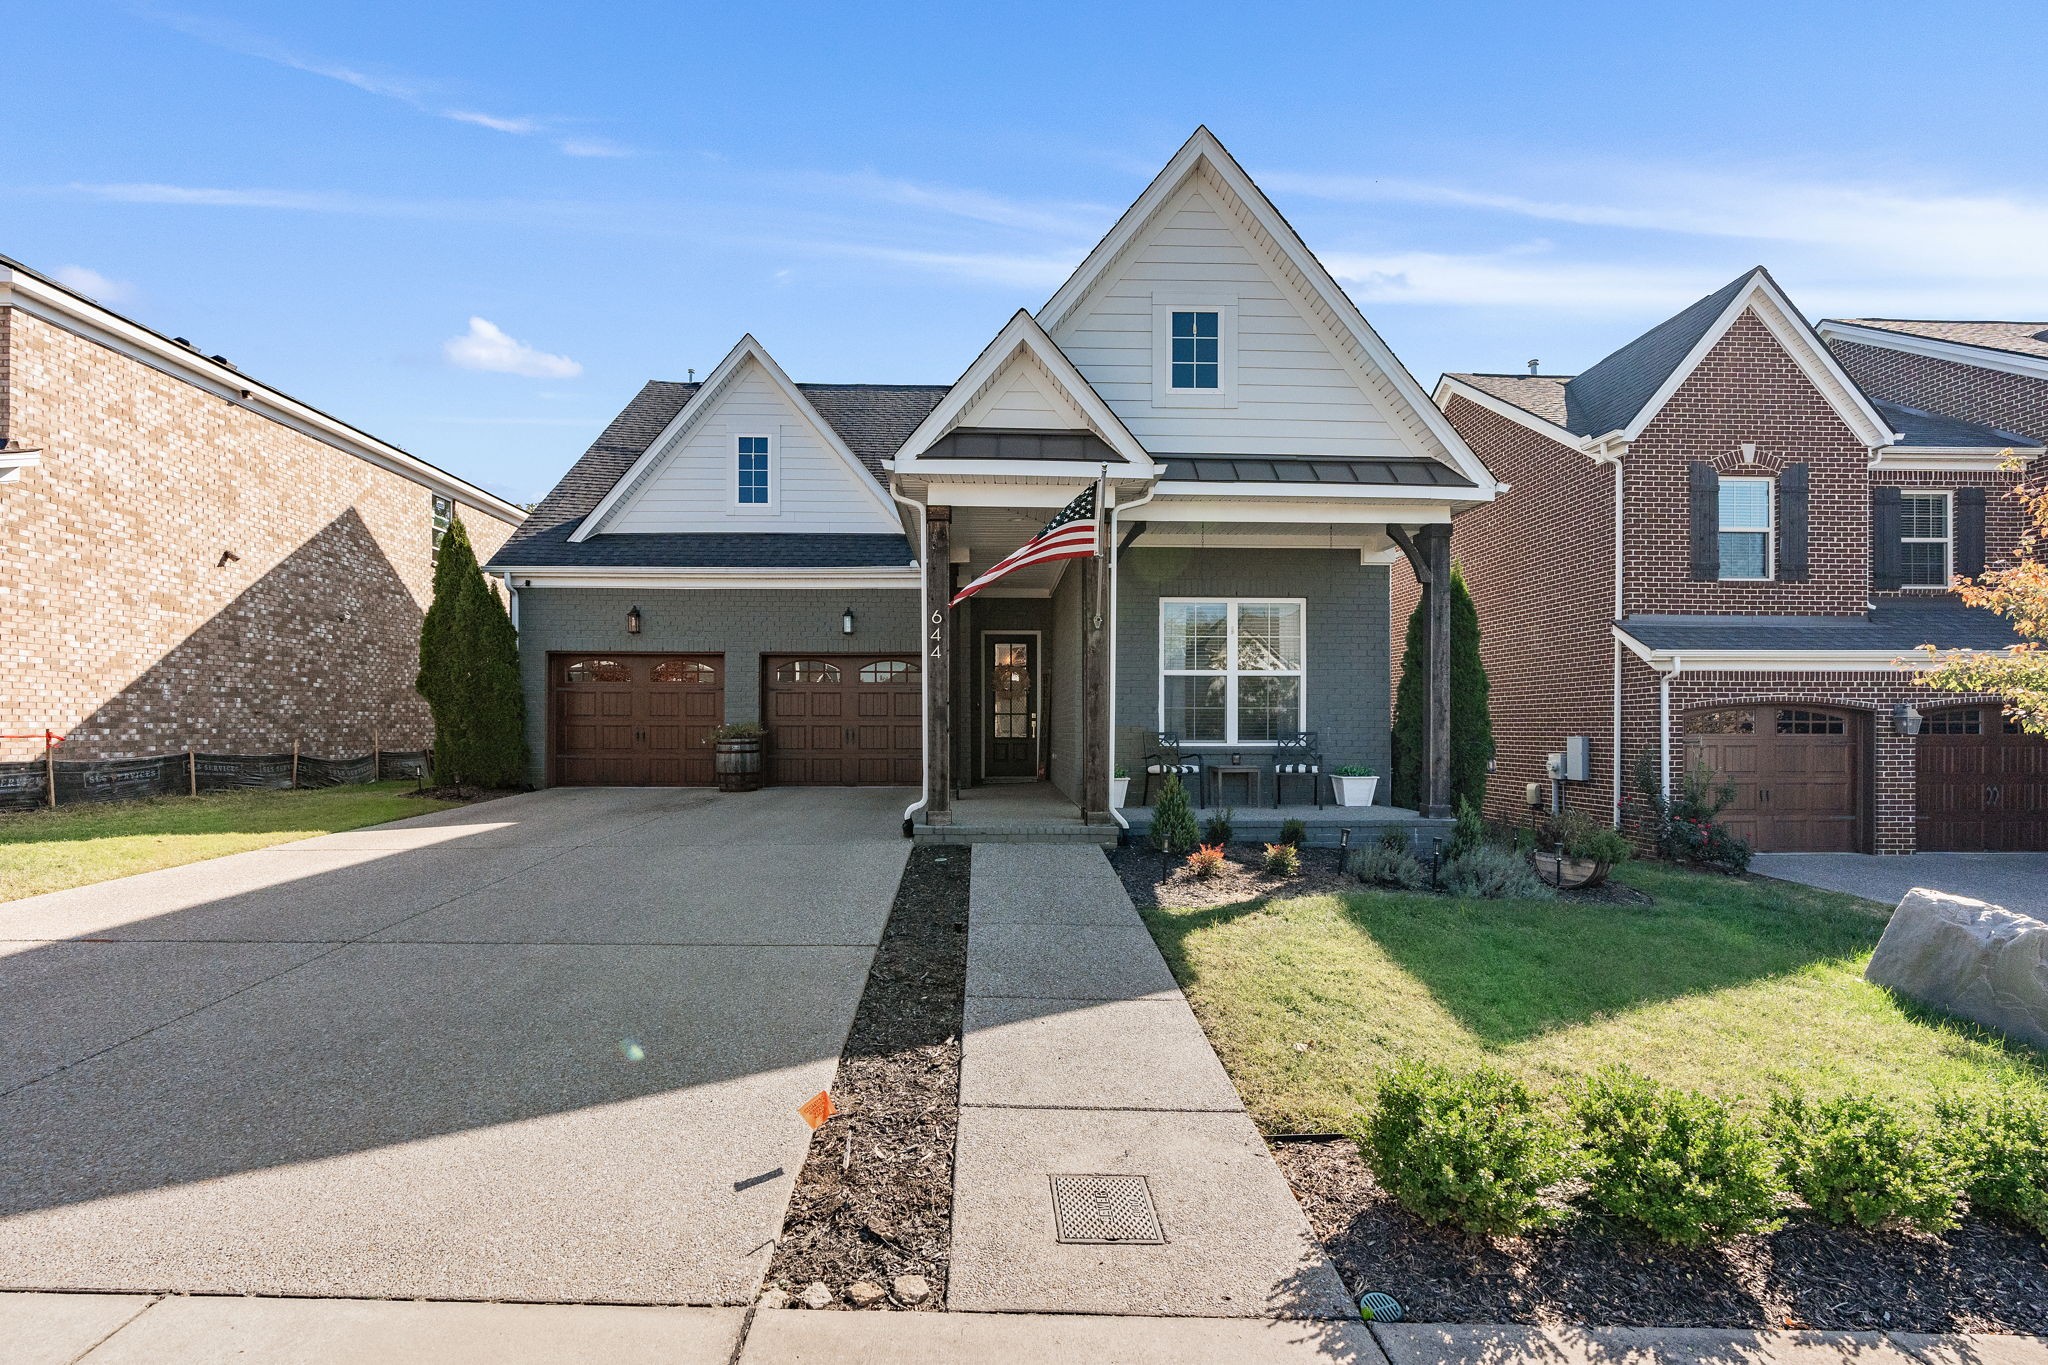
[1531,810,1631,888]
[1331,764,1378,807]
[711,722,767,793]
[1110,764,1130,809]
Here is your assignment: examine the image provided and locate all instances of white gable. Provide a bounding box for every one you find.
[959,358,1089,430]
[1038,129,1497,493]
[580,337,900,538]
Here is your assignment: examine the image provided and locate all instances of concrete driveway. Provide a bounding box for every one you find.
[1753,851,2048,914]
[0,786,911,1305]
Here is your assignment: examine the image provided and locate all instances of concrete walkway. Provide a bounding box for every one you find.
[0,787,910,1305]
[1753,851,2048,914]
[948,844,1353,1319]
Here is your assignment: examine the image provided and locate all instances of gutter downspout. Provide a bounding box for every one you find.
[1104,479,1160,830]
[501,572,519,632]
[1659,654,1684,803]
[890,482,931,827]
[1610,454,1624,827]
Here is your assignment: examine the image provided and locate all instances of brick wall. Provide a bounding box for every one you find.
[1832,338,2048,444]
[0,307,518,761]
[1435,396,1618,827]
[1624,309,1870,618]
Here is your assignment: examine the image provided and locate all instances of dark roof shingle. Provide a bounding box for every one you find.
[1562,270,1757,438]
[1617,601,2022,654]
[1833,319,2048,363]
[1874,400,2040,451]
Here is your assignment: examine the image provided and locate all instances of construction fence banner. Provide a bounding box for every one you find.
[0,749,432,814]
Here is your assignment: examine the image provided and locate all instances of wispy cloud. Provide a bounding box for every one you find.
[1323,248,1713,311]
[557,137,633,159]
[49,265,136,304]
[143,9,628,158]
[808,171,1110,239]
[800,242,1083,290]
[443,317,582,379]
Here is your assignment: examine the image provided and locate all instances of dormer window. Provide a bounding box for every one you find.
[735,435,773,510]
[1717,477,1773,580]
[1170,310,1220,389]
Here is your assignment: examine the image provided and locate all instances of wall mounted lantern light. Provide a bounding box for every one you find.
[842,606,856,636]
[1894,702,1923,737]
[626,605,642,636]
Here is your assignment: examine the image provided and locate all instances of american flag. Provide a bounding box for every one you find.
[949,481,1102,608]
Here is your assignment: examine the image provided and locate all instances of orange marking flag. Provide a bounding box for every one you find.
[797,1090,835,1130]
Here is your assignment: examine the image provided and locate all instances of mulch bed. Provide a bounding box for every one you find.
[763,845,969,1309]
[404,784,520,802]
[1276,1137,2048,1333]
[1109,842,1656,910]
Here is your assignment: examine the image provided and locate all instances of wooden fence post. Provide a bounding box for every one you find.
[291,739,300,790]
[372,729,380,784]
[188,748,197,797]
[45,731,56,809]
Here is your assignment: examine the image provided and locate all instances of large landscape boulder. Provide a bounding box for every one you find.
[1866,889,2048,1049]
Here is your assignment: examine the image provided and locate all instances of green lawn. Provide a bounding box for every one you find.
[0,782,467,902]
[1140,861,2047,1136]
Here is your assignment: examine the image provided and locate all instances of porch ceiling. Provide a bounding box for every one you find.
[950,505,1072,594]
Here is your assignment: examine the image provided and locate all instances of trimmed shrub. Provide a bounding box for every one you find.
[1539,810,1632,869]
[1571,1067,1787,1246]
[1936,1084,2048,1235]
[1441,844,1552,900]
[1202,808,1235,845]
[415,513,527,788]
[1633,755,1752,873]
[1150,774,1199,854]
[1393,564,1492,813]
[1363,1061,1582,1236]
[1262,841,1301,876]
[1278,817,1308,847]
[1769,1088,1963,1233]
[1347,840,1427,890]
[1447,796,1486,857]
[1186,843,1227,878]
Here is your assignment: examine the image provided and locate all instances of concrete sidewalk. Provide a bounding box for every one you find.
[948,844,1353,1319]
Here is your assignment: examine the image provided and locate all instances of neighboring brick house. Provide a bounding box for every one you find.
[1423,268,2045,854]
[0,255,525,763]
[1819,318,2048,446]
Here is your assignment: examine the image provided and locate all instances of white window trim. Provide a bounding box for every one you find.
[1899,489,1954,591]
[1717,475,1774,582]
[730,432,778,515]
[1156,597,1307,747]
[1150,298,1238,408]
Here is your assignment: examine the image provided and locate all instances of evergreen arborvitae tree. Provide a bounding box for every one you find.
[1392,564,1492,812]
[416,513,528,788]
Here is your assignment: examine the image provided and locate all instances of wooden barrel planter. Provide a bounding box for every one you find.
[714,735,765,793]
[1533,851,1608,889]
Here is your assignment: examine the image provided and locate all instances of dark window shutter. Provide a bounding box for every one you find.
[1872,486,1904,591]
[1777,463,1810,581]
[1688,462,1720,581]
[1955,487,1987,580]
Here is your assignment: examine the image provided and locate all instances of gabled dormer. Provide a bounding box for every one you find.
[574,335,904,539]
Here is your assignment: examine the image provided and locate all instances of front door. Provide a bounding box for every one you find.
[985,635,1039,779]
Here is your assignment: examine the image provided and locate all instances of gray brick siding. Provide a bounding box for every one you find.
[511,585,919,786]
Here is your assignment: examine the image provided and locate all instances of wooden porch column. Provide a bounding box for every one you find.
[1080,551,1112,822]
[1420,522,1453,818]
[925,506,953,825]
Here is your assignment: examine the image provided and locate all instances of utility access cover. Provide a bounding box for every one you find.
[1049,1174,1165,1244]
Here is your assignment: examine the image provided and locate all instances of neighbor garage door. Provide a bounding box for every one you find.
[764,654,921,786]
[1916,704,2048,851]
[1685,706,1864,852]
[550,653,723,786]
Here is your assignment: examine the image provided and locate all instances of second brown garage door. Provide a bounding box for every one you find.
[764,654,921,786]
[1686,706,1864,852]
[1917,704,2048,851]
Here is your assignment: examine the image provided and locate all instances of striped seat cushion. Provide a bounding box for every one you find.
[1146,762,1201,774]
[1275,762,1320,773]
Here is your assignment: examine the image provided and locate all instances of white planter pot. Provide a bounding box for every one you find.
[1110,776,1130,808]
[1331,774,1379,807]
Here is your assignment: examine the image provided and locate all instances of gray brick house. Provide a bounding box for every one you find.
[488,129,1499,836]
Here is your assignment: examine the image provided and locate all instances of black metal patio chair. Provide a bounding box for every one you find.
[1140,732,1204,805]
[1273,732,1324,808]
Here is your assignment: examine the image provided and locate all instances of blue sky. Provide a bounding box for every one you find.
[8,1,2046,504]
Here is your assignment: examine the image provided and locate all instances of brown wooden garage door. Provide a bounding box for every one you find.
[1916,704,2048,851]
[550,653,723,786]
[1685,706,1864,852]
[763,654,921,786]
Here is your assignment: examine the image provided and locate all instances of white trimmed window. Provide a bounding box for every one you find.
[1899,492,1953,589]
[734,434,774,510]
[1717,477,1773,580]
[1159,599,1305,745]
[1151,299,1237,406]
[431,494,453,559]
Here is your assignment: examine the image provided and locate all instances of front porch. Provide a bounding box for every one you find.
[912,782,1455,850]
